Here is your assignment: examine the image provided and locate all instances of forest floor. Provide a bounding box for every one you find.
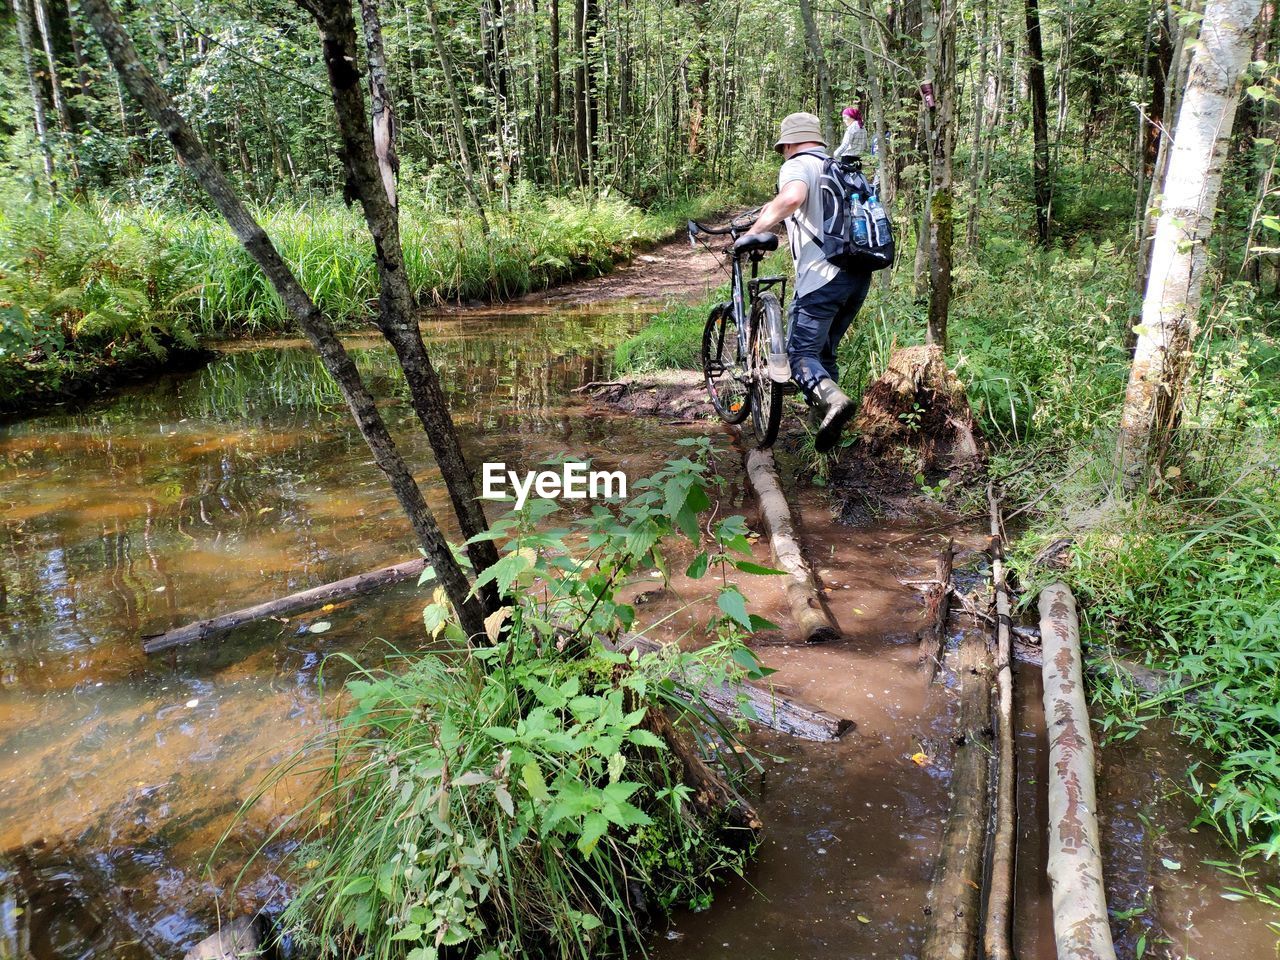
[550,244,1280,959]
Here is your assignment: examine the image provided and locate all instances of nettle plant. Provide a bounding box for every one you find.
[275,440,779,960]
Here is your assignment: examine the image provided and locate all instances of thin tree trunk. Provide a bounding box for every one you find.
[797,0,835,147]
[425,0,491,227]
[1118,0,1264,489]
[925,0,956,348]
[1025,0,1051,243]
[966,0,990,249]
[300,0,502,608]
[573,0,588,180]
[360,0,399,208]
[12,0,57,188]
[80,0,490,644]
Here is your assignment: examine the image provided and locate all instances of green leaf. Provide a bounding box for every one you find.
[338,876,374,897]
[521,761,549,802]
[474,550,533,597]
[732,559,785,576]
[685,552,709,579]
[717,588,753,631]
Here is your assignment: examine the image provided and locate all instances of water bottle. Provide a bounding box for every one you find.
[850,198,870,247]
[867,193,890,246]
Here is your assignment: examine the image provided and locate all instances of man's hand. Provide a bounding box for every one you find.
[746,180,808,236]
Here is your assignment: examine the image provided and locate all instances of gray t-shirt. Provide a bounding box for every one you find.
[779,151,839,298]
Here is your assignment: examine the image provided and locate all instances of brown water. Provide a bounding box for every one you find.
[1,304,1275,959]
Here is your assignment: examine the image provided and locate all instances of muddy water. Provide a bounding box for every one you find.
[1,303,1274,960]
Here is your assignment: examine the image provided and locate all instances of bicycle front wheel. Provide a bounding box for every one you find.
[702,302,751,424]
[748,292,786,449]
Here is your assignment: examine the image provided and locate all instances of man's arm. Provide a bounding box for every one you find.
[746,179,807,235]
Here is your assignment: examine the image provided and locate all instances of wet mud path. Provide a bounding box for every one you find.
[1,251,1275,958]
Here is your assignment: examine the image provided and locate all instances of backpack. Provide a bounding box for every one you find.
[793,149,895,272]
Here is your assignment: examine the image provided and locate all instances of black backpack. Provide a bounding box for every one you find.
[794,149,895,272]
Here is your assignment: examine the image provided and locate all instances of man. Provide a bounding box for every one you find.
[737,112,873,453]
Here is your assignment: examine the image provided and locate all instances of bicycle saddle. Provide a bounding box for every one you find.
[733,232,779,253]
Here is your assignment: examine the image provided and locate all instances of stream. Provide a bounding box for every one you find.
[1,303,1275,959]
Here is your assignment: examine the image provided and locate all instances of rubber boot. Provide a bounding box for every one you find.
[813,379,856,454]
[806,402,823,432]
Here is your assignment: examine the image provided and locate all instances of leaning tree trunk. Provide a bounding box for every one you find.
[301,0,502,609]
[80,0,490,644]
[797,0,835,148]
[12,0,56,188]
[1118,0,1265,490]
[924,0,956,348]
[1025,0,1051,244]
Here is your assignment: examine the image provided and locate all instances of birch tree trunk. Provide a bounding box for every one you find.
[1118,0,1264,489]
[1039,583,1118,960]
[425,0,491,227]
[12,0,56,188]
[360,0,399,209]
[798,0,835,147]
[80,0,491,644]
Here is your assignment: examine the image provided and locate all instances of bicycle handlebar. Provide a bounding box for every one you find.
[687,207,763,246]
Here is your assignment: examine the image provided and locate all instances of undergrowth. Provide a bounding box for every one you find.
[612,170,1280,862]
[0,186,746,413]
[252,442,783,959]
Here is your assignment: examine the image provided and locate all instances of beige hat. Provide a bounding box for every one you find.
[774,112,826,152]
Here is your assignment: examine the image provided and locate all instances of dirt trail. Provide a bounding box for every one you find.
[571,248,1280,959]
[516,232,729,306]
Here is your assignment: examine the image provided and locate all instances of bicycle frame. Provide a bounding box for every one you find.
[729,247,787,362]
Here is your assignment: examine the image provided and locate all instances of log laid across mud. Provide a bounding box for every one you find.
[616,635,852,742]
[920,626,993,960]
[742,447,841,643]
[1039,582,1118,960]
[915,539,955,682]
[985,487,1016,960]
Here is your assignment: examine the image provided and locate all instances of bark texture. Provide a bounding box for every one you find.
[1118,0,1264,488]
[1039,583,1117,960]
[920,628,992,960]
[916,539,954,682]
[301,0,501,606]
[743,447,840,643]
[1025,0,1051,243]
[81,0,489,643]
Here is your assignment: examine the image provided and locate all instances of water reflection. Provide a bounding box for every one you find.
[0,307,645,956]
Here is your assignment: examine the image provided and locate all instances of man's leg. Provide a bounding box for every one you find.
[818,269,873,384]
[787,275,858,401]
[788,274,860,453]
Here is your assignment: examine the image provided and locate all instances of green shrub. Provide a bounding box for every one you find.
[266,444,780,959]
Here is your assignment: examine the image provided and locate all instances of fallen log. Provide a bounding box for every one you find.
[742,447,840,643]
[141,558,428,653]
[985,486,1016,960]
[1039,583,1117,960]
[920,626,993,960]
[616,635,852,742]
[916,539,955,681]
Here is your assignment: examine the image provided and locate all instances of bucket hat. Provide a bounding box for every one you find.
[774,112,826,152]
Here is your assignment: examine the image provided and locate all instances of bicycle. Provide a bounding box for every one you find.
[688,210,791,449]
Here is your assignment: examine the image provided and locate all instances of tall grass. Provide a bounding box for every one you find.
[0,186,747,410]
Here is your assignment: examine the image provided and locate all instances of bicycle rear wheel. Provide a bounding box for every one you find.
[748,292,786,449]
[702,302,751,424]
